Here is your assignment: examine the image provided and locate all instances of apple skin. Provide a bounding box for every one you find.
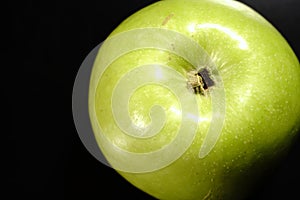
[89,0,300,199]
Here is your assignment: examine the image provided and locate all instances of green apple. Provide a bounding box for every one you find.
[88,0,300,199]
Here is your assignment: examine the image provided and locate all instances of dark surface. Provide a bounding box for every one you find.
[9,0,299,199]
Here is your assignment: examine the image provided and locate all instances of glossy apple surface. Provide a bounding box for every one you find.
[89,0,300,199]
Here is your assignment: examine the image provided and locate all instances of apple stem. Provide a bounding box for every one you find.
[187,68,214,95]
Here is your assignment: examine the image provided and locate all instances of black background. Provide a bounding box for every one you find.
[9,0,300,199]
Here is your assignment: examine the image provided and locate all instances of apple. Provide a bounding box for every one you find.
[88,0,300,199]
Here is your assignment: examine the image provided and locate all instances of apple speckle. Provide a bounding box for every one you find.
[161,13,174,26]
